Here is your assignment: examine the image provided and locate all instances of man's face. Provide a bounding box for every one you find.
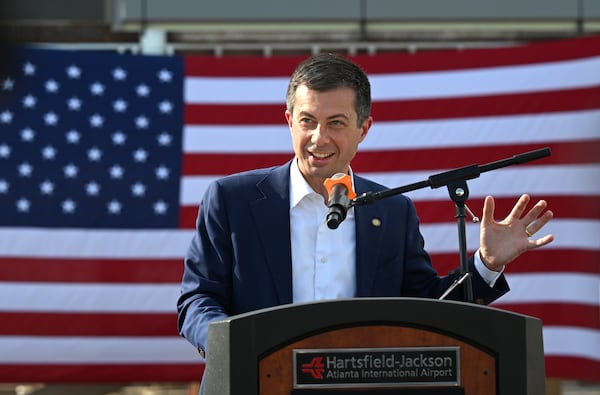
[285,85,372,196]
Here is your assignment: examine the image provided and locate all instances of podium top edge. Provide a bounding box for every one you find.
[212,297,539,326]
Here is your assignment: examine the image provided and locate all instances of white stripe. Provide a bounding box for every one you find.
[0,283,180,312]
[494,273,600,305]
[372,56,600,100]
[180,164,600,204]
[184,124,291,153]
[0,329,597,364]
[420,219,600,254]
[0,220,596,262]
[369,165,600,200]
[7,273,595,313]
[183,109,600,153]
[1,329,595,364]
[366,110,600,151]
[0,228,192,258]
[0,336,199,363]
[3,329,596,364]
[543,326,600,361]
[185,76,286,104]
[184,56,600,104]
[0,219,596,258]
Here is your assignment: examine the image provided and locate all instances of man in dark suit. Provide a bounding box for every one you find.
[177,53,554,360]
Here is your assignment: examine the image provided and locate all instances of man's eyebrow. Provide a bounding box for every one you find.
[297,111,315,118]
[297,111,350,121]
[328,113,350,121]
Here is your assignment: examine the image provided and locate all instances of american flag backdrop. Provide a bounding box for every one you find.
[0,34,599,383]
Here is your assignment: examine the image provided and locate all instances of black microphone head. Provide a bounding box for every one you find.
[323,173,355,229]
[324,173,355,203]
[328,183,349,206]
[326,206,346,229]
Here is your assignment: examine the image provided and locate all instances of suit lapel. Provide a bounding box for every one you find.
[249,162,294,305]
[353,178,389,296]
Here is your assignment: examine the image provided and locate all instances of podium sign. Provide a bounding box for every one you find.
[203,298,545,395]
[292,346,460,388]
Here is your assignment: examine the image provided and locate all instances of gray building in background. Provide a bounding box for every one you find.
[1,0,599,55]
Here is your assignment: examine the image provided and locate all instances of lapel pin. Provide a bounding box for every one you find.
[371,218,381,227]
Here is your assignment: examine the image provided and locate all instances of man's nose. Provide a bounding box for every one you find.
[311,124,330,144]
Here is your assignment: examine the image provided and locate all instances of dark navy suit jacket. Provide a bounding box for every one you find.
[177,161,509,357]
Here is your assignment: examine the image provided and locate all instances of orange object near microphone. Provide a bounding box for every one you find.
[323,173,356,229]
[323,173,356,200]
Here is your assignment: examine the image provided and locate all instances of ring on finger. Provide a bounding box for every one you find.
[525,228,533,237]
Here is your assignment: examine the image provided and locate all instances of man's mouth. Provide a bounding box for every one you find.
[310,152,333,160]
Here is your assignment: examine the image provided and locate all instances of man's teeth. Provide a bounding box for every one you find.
[312,153,330,159]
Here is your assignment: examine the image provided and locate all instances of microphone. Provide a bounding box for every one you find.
[323,173,356,229]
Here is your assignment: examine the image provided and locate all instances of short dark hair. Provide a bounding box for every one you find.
[286,53,371,127]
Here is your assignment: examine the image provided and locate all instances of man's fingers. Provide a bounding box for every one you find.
[525,208,554,236]
[481,195,495,225]
[506,194,531,220]
[529,233,555,248]
[524,200,549,224]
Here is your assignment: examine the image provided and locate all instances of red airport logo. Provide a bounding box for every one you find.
[301,356,325,379]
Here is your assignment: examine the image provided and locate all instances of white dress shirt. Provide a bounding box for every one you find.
[288,159,502,303]
[290,159,356,302]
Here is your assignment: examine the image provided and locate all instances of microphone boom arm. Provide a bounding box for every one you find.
[353,147,551,206]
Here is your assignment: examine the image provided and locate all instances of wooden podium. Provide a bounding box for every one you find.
[202,298,545,394]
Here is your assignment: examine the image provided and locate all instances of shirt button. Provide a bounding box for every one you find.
[320,256,327,264]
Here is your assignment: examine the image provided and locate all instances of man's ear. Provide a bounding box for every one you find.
[359,116,373,141]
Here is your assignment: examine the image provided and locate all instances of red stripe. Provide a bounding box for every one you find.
[184,103,284,125]
[180,193,599,230]
[416,195,600,224]
[492,303,600,329]
[373,85,600,122]
[1,356,598,383]
[180,205,199,229]
[184,85,600,125]
[3,305,594,337]
[184,35,600,76]
[3,357,598,383]
[504,248,600,274]
[0,364,204,382]
[545,356,600,381]
[182,140,599,175]
[356,34,600,73]
[430,249,600,277]
[0,312,178,336]
[0,258,182,283]
[180,194,600,230]
[182,152,291,175]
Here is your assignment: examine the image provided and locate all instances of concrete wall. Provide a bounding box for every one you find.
[1,0,599,22]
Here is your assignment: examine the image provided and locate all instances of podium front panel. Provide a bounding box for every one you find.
[203,298,545,395]
[259,325,495,394]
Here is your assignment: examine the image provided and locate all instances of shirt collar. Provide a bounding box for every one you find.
[290,158,318,209]
[289,158,355,209]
